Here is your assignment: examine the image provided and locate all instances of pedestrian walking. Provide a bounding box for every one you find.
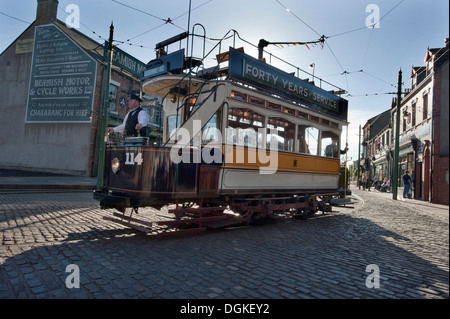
[362,172,367,190]
[402,170,412,199]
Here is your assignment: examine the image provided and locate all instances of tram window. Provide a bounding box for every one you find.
[321,131,340,158]
[167,115,181,139]
[202,110,222,145]
[267,118,295,152]
[227,108,264,147]
[297,125,319,155]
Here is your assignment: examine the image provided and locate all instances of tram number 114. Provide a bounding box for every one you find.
[125,152,143,165]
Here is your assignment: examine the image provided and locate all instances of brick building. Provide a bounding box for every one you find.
[0,0,145,176]
[429,42,449,205]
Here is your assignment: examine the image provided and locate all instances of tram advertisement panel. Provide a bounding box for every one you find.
[25,24,97,123]
[228,47,348,121]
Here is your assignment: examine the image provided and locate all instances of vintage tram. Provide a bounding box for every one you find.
[93,29,349,235]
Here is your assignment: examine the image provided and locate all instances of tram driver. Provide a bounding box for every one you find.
[324,138,348,158]
[107,94,149,137]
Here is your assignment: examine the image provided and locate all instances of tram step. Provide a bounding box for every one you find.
[155,214,227,226]
[168,206,226,215]
[201,214,243,229]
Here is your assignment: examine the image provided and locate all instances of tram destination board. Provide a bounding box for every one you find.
[25,24,97,123]
[228,47,348,121]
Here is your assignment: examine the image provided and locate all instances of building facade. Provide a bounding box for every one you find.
[0,0,146,176]
[361,39,448,205]
[361,109,392,186]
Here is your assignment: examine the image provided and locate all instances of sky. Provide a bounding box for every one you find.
[1,0,449,165]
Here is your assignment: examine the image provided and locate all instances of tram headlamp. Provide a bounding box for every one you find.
[111,157,120,174]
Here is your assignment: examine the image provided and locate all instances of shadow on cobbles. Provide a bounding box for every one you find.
[0,210,448,300]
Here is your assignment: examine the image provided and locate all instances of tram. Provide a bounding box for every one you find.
[93,29,349,235]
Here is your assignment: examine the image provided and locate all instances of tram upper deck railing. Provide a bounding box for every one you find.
[140,26,349,146]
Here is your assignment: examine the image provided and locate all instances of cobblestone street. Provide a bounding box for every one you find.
[0,186,448,302]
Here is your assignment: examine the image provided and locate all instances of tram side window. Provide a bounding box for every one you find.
[167,115,181,139]
[297,125,319,155]
[267,118,295,152]
[227,108,264,147]
[321,131,340,158]
[202,108,222,145]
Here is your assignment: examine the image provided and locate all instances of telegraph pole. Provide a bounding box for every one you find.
[96,22,114,190]
[392,69,402,200]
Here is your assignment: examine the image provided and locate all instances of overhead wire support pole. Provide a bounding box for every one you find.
[392,69,402,200]
[96,22,114,191]
[358,124,361,189]
[344,124,348,200]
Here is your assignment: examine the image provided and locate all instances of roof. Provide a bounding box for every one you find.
[410,66,426,78]
[365,109,391,139]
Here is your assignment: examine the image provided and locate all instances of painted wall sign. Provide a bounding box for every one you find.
[26,24,97,123]
[15,39,34,54]
[110,45,146,78]
[228,47,348,121]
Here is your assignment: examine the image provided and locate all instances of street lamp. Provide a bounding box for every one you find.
[309,63,315,83]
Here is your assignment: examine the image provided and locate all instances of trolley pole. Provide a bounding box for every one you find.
[96,22,114,191]
[392,69,402,200]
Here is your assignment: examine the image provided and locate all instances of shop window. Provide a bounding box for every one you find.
[108,84,118,113]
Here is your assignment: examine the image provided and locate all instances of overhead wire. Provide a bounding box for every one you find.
[273,0,409,96]
[274,0,351,93]
[274,0,322,38]
[57,5,110,44]
[344,46,450,97]
[361,25,375,70]
[327,0,405,39]
[0,11,31,24]
[110,0,185,44]
[111,0,177,25]
[116,0,215,45]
